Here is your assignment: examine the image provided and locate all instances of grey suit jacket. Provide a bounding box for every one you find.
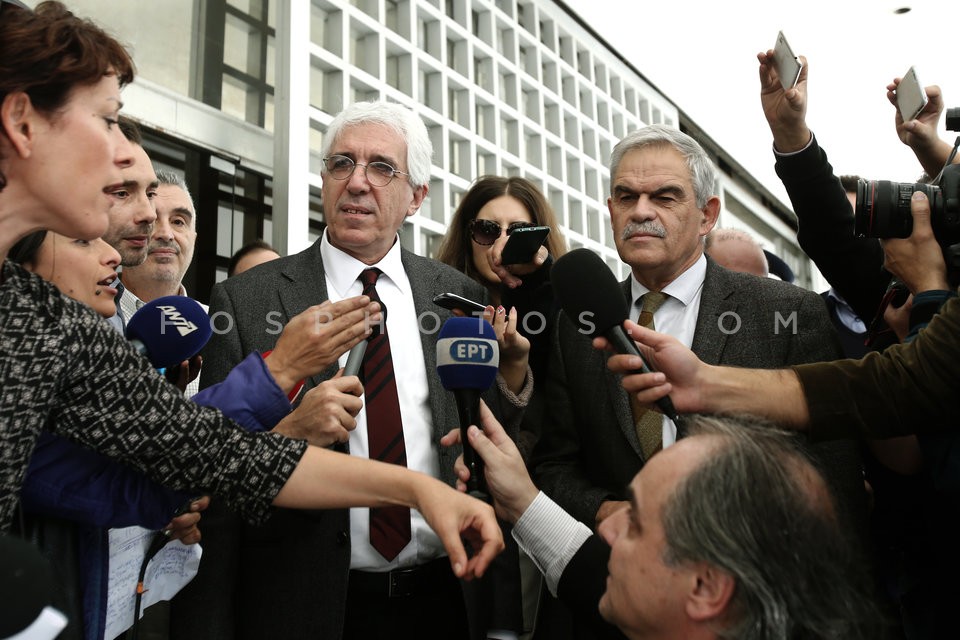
[170,240,512,640]
[532,258,865,528]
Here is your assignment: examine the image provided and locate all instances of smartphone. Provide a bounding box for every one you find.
[500,225,551,265]
[433,292,487,315]
[773,31,802,90]
[897,66,928,122]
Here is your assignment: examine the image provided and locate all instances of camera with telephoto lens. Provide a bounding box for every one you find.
[855,107,960,244]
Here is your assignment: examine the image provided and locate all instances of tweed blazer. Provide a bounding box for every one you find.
[532,258,865,528]
[171,239,509,640]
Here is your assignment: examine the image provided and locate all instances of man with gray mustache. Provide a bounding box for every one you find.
[530,126,866,617]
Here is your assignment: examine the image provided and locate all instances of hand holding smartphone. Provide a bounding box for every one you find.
[896,66,928,122]
[773,31,802,90]
[500,225,550,265]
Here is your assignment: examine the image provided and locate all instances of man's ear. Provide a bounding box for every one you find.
[407,183,428,217]
[685,563,735,623]
[699,195,721,237]
[0,92,38,159]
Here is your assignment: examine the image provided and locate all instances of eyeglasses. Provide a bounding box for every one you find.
[322,154,409,187]
[469,219,537,246]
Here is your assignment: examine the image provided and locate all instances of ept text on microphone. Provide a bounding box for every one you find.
[436,317,499,500]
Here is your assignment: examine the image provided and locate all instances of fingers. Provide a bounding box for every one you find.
[329,374,364,399]
[439,427,462,447]
[477,401,509,447]
[461,513,505,578]
[910,190,932,232]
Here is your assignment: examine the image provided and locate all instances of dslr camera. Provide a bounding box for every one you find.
[855,107,960,244]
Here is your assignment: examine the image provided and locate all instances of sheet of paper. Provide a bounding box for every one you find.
[103,526,202,640]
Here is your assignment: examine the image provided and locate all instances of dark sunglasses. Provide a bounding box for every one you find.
[469,219,536,246]
[1,0,30,10]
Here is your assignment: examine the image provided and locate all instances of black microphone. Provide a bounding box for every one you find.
[125,295,212,370]
[343,301,386,378]
[436,317,500,500]
[551,248,683,429]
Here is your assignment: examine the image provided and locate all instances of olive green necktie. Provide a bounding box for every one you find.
[630,291,668,461]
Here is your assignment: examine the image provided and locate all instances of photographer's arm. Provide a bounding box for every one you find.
[887,79,957,179]
[757,50,811,152]
[758,49,889,320]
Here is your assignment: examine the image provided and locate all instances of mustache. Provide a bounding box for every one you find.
[148,241,180,255]
[621,221,666,240]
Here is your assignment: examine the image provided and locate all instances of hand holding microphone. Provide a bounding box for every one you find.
[436,317,500,500]
[125,295,212,370]
[552,248,684,432]
[344,300,386,378]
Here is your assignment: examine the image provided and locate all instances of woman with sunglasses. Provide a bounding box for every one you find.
[438,176,567,425]
[0,0,501,588]
[438,176,567,640]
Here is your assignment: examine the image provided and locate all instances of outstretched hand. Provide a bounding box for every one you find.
[758,50,810,152]
[887,78,943,150]
[413,476,505,580]
[593,319,708,413]
[440,401,538,524]
[266,297,382,392]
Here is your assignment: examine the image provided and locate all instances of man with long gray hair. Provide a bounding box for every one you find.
[446,408,883,639]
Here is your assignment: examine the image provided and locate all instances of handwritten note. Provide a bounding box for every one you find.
[103,526,201,640]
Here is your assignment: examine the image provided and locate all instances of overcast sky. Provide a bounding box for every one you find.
[563,0,959,208]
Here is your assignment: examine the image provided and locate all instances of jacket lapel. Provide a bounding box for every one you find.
[402,250,451,440]
[691,259,737,366]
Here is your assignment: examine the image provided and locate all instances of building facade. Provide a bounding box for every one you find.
[50,0,819,300]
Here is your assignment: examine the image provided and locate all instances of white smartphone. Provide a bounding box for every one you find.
[773,31,802,90]
[896,66,928,122]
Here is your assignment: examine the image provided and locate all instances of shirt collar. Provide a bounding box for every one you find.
[320,230,408,296]
[630,253,707,307]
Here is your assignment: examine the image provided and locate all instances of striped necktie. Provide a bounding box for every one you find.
[359,268,411,560]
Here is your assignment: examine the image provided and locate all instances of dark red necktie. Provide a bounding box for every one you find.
[359,268,411,560]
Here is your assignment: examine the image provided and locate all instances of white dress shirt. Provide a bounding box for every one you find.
[320,231,445,570]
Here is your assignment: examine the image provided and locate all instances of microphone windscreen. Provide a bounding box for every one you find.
[552,248,628,336]
[125,295,212,369]
[0,535,56,637]
[436,317,500,391]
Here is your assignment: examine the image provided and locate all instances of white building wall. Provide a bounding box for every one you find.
[51,0,817,288]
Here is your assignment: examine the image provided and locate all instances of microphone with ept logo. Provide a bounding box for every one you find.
[125,295,212,370]
[436,316,500,499]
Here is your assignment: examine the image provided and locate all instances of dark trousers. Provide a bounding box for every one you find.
[344,558,469,640]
